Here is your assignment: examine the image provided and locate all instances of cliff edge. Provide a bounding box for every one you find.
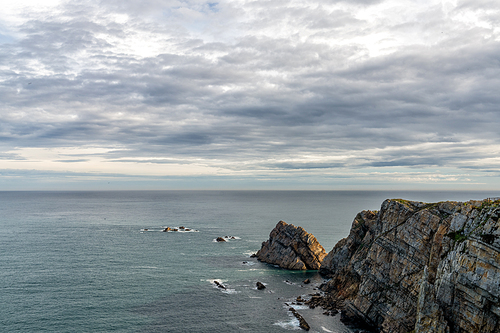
[320,198,500,333]
[256,220,327,270]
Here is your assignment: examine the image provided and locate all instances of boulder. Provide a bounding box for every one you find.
[256,221,327,270]
[213,280,226,289]
[216,237,226,242]
[256,281,266,290]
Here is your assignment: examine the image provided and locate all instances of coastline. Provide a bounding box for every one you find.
[257,197,500,333]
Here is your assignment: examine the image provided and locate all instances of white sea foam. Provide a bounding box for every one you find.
[237,267,263,272]
[207,278,227,284]
[273,318,301,330]
[221,288,239,294]
[241,261,255,266]
[321,326,335,332]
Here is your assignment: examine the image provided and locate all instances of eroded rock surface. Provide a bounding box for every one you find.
[256,221,327,270]
[320,198,500,333]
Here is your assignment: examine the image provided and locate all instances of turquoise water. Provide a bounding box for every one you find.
[1,190,497,332]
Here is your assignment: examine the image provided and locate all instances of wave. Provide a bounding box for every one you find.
[206,278,227,284]
[221,288,239,294]
[287,304,309,310]
[236,268,263,272]
[273,318,301,330]
[242,250,258,257]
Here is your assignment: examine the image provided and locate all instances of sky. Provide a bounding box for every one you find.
[1,0,500,190]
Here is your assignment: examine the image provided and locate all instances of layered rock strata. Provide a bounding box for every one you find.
[256,221,327,270]
[320,198,500,333]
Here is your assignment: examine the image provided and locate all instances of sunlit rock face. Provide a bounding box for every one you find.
[320,198,500,333]
[256,220,327,270]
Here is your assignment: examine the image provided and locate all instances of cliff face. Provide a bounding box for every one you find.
[257,220,327,270]
[320,198,500,333]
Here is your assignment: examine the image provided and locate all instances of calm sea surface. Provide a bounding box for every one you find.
[1,190,497,332]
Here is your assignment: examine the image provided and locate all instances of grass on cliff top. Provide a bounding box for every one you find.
[446,231,467,243]
[392,199,423,206]
[394,198,500,216]
[478,198,500,210]
[392,198,442,210]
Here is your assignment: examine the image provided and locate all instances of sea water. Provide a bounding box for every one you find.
[0,190,497,332]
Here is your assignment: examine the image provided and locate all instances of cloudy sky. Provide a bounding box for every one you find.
[1,0,499,190]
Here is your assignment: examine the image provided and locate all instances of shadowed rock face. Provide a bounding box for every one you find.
[320,198,500,333]
[256,221,327,270]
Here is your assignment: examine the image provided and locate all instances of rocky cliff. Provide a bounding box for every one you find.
[256,220,327,270]
[320,198,500,333]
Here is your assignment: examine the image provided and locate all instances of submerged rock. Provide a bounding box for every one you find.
[215,237,226,242]
[213,280,226,289]
[256,221,327,270]
[256,281,266,290]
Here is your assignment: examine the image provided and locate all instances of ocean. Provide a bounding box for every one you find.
[1,190,497,332]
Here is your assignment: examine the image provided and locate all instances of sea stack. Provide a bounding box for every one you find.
[256,221,327,270]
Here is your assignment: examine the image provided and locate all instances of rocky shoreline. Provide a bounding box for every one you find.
[257,198,500,333]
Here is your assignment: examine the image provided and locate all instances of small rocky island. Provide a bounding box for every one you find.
[256,220,327,270]
[257,198,500,333]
